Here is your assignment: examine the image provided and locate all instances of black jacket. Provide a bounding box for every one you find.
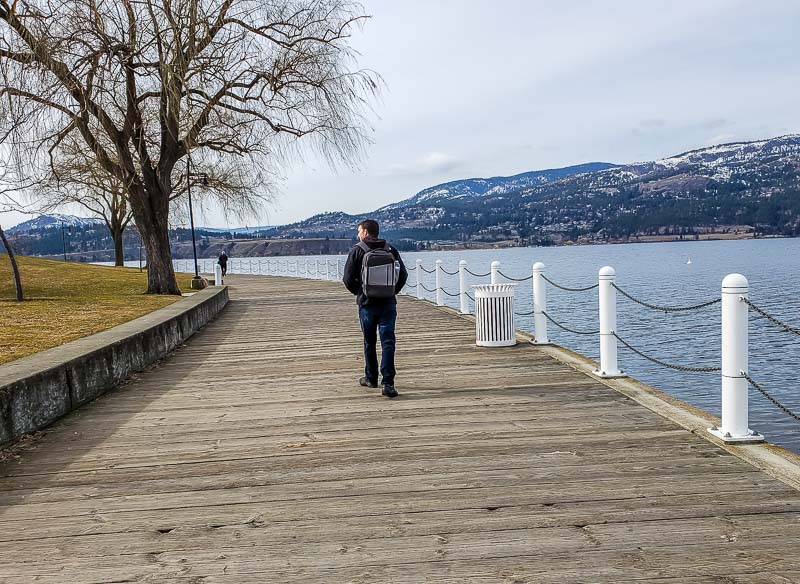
[343,236,408,306]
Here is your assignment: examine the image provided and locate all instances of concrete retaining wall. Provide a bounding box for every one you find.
[0,285,229,447]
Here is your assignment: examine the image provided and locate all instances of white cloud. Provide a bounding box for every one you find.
[706,133,737,146]
[382,152,462,177]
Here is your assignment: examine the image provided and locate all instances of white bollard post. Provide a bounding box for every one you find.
[531,262,550,345]
[459,260,469,314]
[435,259,444,306]
[336,258,342,280]
[709,274,763,443]
[594,266,624,378]
[316,259,321,280]
[490,261,500,284]
[215,264,223,285]
[416,259,423,300]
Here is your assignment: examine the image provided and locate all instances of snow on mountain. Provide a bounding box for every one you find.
[380,162,618,210]
[650,135,800,180]
[8,214,105,234]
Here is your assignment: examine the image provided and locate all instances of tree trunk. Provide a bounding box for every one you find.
[128,184,181,295]
[0,225,24,301]
[112,227,125,267]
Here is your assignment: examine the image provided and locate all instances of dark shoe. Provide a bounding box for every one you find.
[359,377,378,388]
[382,385,398,399]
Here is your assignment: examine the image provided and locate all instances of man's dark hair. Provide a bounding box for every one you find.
[358,219,379,237]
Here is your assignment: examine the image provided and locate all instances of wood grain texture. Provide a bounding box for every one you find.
[1,275,798,583]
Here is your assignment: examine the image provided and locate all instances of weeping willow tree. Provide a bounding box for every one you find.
[0,0,378,293]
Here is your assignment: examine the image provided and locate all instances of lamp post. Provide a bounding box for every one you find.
[60,221,70,262]
[186,154,209,289]
[138,228,143,272]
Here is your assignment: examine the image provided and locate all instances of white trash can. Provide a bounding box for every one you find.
[473,284,517,347]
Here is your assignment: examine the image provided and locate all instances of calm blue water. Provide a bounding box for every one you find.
[167,239,800,453]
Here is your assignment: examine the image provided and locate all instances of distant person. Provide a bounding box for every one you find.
[218,251,228,276]
[343,219,408,398]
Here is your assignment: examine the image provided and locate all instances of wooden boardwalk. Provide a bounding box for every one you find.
[1,275,799,583]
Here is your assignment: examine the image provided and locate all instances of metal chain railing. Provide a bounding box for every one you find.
[440,267,459,276]
[466,292,475,302]
[465,268,491,278]
[514,309,536,316]
[542,275,598,292]
[419,266,435,274]
[741,371,800,421]
[419,283,437,293]
[613,283,721,313]
[440,287,461,297]
[612,332,720,373]
[742,298,800,336]
[498,270,533,282]
[542,311,599,335]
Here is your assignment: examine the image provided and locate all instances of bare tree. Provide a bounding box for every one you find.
[0,0,378,293]
[29,137,135,266]
[0,224,23,301]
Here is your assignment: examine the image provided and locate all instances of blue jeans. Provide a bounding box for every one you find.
[358,303,397,386]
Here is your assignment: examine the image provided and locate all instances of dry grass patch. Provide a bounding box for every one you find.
[0,256,192,365]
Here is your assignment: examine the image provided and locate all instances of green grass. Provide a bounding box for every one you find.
[0,256,192,365]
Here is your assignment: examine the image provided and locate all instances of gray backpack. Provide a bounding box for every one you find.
[358,242,399,298]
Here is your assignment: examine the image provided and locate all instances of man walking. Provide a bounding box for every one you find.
[218,250,228,276]
[343,219,408,398]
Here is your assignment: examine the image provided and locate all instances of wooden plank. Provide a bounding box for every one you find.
[0,274,797,582]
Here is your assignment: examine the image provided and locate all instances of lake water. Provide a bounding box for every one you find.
[169,238,800,453]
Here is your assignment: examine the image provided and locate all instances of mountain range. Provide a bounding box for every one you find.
[260,134,800,246]
[7,134,800,258]
[8,214,104,234]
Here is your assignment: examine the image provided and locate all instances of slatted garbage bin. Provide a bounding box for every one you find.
[473,283,517,347]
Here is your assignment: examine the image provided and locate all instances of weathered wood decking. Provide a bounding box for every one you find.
[1,275,799,583]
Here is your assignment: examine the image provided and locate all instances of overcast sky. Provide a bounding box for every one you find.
[3,0,800,229]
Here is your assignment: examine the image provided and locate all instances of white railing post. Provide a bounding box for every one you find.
[531,262,550,345]
[336,258,342,280]
[435,259,444,306]
[490,261,500,284]
[594,266,624,378]
[316,258,321,280]
[215,264,223,285]
[416,259,423,300]
[459,260,469,314]
[709,274,763,443]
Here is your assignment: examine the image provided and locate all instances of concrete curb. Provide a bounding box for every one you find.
[0,285,229,447]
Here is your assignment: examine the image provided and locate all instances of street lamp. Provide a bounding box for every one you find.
[60,221,71,262]
[137,228,143,272]
[186,154,209,289]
